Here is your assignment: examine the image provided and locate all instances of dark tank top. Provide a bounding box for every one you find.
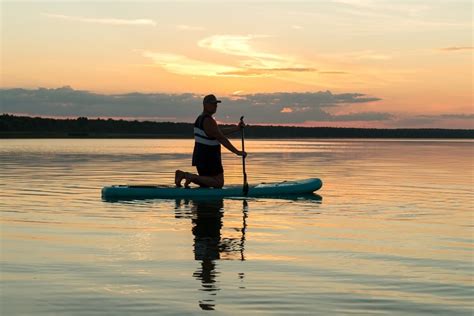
[192,113,222,168]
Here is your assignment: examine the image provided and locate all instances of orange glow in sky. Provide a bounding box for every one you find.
[1,1,472,128]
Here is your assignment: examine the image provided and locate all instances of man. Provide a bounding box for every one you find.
[175,94,246,188]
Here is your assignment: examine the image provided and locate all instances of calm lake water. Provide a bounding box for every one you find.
[1,139,473,315]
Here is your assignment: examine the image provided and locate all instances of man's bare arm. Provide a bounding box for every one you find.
[221,120,246,135]
[221,125,240,136]
[203,118,243,155]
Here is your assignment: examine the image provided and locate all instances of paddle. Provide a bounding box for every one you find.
[240,116,249,195]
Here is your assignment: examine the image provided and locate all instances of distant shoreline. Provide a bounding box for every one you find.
[1,114,473,139]
[2,133,474,140]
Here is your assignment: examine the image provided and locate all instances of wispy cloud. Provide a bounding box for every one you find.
[198,35,311,70]
[141,34,315,78]
[291,25,304,30]
[140,51,240,76]
[319,71,349,75]
[295,2,469,33]
[43,13,157,26]
[177,24,205,31]
[141,51,315,78]
[331,0,431,19]
[439,46,473,52]
[219,67,316,77]
[332,0,374,7]
[198,35,279,61]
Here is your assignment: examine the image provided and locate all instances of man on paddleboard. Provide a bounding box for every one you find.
[175,94,246,188]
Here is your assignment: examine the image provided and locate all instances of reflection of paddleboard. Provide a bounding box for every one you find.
[102,178,322,200]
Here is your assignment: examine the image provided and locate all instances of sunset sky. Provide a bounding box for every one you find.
[1,0,473,128]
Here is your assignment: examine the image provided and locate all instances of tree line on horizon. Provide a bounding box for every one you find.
[1,114,473,138]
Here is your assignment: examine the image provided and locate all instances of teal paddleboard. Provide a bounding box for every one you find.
[102,178,322,200]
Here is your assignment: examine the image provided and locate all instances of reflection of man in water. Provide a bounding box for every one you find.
[192,199,223,261]
[174,199,247,311]
[190,199,223,310]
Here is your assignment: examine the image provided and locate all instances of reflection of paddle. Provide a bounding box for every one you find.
[240,200,248,261]
[240,116,249,195]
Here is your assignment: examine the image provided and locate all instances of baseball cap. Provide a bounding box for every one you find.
[203,94,222,105]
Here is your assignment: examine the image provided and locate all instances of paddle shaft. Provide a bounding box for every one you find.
[240,116,249,195]
[241,129,247,182]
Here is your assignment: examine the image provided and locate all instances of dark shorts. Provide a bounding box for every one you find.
[196,164,224,177]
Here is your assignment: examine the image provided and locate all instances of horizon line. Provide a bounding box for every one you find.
[2,113,473,131]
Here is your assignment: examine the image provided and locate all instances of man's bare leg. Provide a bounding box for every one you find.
[184,172,224,189]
